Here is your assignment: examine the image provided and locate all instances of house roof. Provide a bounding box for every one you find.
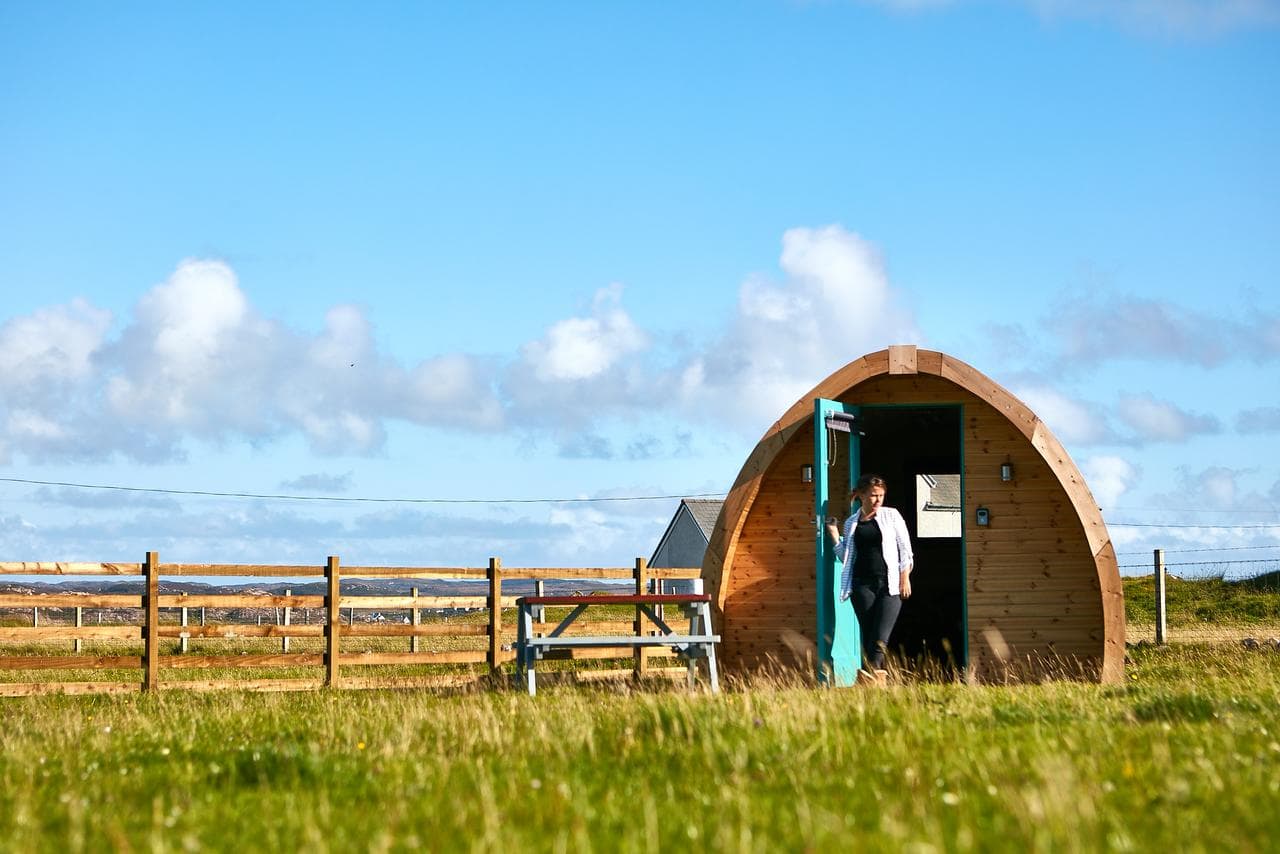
[649,498,724,566]
[681,498,724,540]
[924,475,961,511]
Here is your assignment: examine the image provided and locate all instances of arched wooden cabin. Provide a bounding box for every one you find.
[703,346,1124,683]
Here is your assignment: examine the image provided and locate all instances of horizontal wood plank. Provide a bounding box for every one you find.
[0,681,141,696]
[0,594,141,608]
[159,624,325,639]
[340,566,487,579]
[159,678,324,693]
[0,562,141,576]
[339,650,487,665]
[540,647,677,661]
[157,654,324,669]
[157,594,326,608]
[519,593,709,607]
[0,655,141,670]
[338,674,486,690]
[504,567,636,580]
[159,564,326,577]
[646,568,702,579]
[0,625,141,640]
[341,623,489,637]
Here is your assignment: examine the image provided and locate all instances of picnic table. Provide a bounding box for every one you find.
[515,593,720,696]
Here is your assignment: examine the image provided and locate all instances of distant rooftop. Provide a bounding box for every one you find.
[924,475,961,511]
[681,498,724,541]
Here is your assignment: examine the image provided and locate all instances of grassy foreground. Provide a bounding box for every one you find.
[2,644,1279,852]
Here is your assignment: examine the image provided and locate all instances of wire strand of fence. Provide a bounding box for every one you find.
[1116,557,1280,570]
[1115,544,1280,556]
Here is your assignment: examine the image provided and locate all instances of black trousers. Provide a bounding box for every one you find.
[850,576,902,669]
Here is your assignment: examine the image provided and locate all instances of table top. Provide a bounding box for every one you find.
[516,593,710,607]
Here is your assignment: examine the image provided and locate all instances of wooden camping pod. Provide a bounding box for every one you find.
[702,345,1124,683]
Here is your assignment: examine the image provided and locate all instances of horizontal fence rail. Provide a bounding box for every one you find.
[0,554,702,697]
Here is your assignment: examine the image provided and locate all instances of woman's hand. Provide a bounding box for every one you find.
[900,568,913,600]
[825,516,840,542]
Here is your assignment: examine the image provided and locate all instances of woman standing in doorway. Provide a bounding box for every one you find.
[825,474,914,671]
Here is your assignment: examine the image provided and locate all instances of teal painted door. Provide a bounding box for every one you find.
[814,399,861,686]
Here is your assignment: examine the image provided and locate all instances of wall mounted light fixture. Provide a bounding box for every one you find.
[801,464,814,484]
[1000,461,1014,482]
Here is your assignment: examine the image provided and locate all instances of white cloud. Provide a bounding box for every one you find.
[989,294,1280,375]
[138,258,249,376]
[501,226,917,437]
[0,298,112,391]
[7,410,70,442]
[278,472,354,493]
[1011,384,1114,444]
[1237,406,1280,433]
[400,354,504,430]
[1149,465,1271,512]
[1182,466,1247,508]
[1046,297,1231,368]
[1082,455,1139,509]
[0,227,917,460]
[1116,393,1220,442]
[502,286,660,429]
[547,505,626,558]
[678,225,919,430]
[519,284,648,381]
[0,258,504,461]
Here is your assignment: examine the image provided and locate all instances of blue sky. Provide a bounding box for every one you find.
[2,1,1278,577]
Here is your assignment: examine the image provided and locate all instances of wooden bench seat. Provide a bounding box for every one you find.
[515,593,719,696]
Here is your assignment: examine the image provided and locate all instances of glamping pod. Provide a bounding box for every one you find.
[702,346,1124,684]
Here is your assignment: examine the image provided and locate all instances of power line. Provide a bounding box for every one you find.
[3,474,1277,524]
[0,477,726,505]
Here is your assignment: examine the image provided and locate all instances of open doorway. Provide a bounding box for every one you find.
[857,405,966,670]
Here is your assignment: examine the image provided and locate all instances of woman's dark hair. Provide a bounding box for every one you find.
[852,473,887,496]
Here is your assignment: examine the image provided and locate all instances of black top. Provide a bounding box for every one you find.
[852,517,889,581]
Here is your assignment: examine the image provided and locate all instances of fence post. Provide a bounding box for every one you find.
[32,607,38,628]
[74,606,83,653]
[488,557,503,674]
[144,551,159,692]
[1154,548,1167,645]
[282,588,291,653]
[634,557,649,679]
[180,604,189,654]
[410,586,420,653]
[326,556,341,687]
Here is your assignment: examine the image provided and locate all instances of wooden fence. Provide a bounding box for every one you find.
[0,555,701,697]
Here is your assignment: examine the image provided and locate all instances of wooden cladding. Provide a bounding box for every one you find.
[709,347,1123,683]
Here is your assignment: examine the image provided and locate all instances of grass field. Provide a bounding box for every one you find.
[3,578,1280,851]
[1,642,1278,852]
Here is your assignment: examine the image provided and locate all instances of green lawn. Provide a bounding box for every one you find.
[1124,572,1280,627]
[2,642,1279,852]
